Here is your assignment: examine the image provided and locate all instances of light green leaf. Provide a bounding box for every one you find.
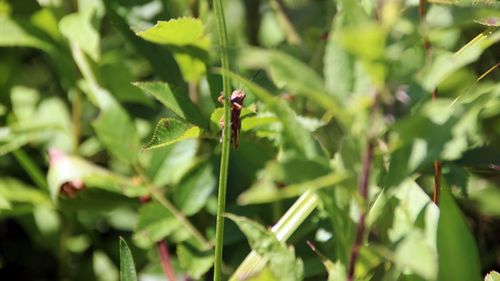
[226,214,304,281]
[173,162,216,216]
[420,28,500,91]
[133,81,205,127]
[324,32,354,99]
[0,178,52,216]
[437,183,482,281]
[133,202,182,248]
[394,231,437,280]
[485,271,500,281]
[136,17,210,49]
[136,17,210,81]
[143,118,201,150]
[92,105,140,164]
[119,237,137,281]
[239,48,347,123]
[177,243,214,279]
[0,16,52,50]
[59,8,100,61]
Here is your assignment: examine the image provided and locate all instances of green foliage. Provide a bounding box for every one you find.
[0,0,499,280]
[119,238,138,281]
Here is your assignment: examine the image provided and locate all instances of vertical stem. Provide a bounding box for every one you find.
[213,0,232,280]
[156,240,176,281]
[71,88,81,154]
[347,140,374,281]
[419,0,441,204]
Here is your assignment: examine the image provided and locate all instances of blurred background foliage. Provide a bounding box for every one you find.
[0,0,499,280]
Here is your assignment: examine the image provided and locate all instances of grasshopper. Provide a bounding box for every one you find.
[218,90,246,149]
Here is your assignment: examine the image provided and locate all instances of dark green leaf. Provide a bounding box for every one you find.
[133,81,205,127]
[177,243,214,279]
[119,237,137,281]
[437,184,482,281]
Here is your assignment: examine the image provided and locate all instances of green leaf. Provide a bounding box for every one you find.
[143,118,201,150]
[226,214,304,281]
[485,271,500,281]
[136,17,210,81]
[420,28,500,92]
[119,237,138,281]
[173,162,216,216]
[217,69,320,159]
[0,178,52,216]
[59,1,102,61]
[133,202,182,248]
[136,17,210,49]
[133,81,205,127]
[92,105,140,164]
[0,16,52,50]
[239,48,347,123]
[324,32,354,100]
[437,184,482,281]
[177,243,214,279]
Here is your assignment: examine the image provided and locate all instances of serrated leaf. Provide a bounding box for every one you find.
[226,214,304,281]
[144,118,201,150]
[437,183,482,281]
[119,238,137,281]
[177,243,214,279]
[485,271,500,281]
[133,81,204,127]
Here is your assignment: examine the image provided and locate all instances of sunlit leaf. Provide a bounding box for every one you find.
[143,118,201,150]
[177,243,214,279]
[226,214,304,281]
[133,81,205,127]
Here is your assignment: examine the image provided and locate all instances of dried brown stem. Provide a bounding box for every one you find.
[347,140,374,281]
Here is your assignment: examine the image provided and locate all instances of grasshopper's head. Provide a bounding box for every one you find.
[230,90,246,104]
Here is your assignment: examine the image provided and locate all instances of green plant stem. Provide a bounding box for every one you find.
[132,164,211,249]
[213,0,232,280]
[12,149,49,192]
[269,0,302,45]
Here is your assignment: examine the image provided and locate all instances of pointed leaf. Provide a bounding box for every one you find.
[119,238,137,281]
[133,81,205,127]
[437,184,482,281]
[143,118,201,150]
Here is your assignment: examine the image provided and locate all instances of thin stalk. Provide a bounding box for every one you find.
[213,0,232,280]
[133,164,211,249]
[269,0,302,45]
[156,240,176,281]
[12,149,49,192]
[347,140,374,281]
[419,0,441,204]
[71,88,81,154]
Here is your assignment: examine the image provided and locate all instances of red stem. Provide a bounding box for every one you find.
[156,240,176,281]
[347,140,374,281]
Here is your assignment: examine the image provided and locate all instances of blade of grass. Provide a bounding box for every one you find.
[212,0,232,280]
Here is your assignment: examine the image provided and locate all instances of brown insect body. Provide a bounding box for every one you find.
[218,90,246,149]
